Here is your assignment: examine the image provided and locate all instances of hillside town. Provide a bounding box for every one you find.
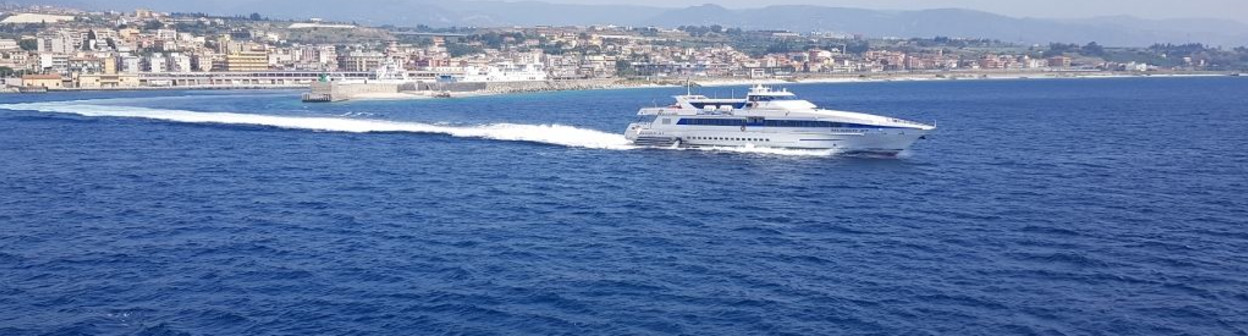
[0,4,1244,91]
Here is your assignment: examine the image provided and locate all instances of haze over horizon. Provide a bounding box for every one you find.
[9,0,1243,22]
[513,0,1247,22]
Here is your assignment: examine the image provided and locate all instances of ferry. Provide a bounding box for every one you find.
[624,85,935,155]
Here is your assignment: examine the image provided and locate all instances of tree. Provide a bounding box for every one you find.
[0,66,15,77]
[249,13,263,21]
[1042,43,1078,58]
[18,39,37,51]
[1081,42,1105,56]
[445,43,484,57]
[143,20,165,30]
[845,40,870,54]
[82,30,97,51]
[615,60,634,76]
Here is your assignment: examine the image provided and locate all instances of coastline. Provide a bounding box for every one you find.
[4,71,1236,100]
[691,71,1233,87]
[332,71,1234,101]
[321,71,1237,102]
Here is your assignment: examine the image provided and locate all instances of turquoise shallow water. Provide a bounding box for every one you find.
[1,77,1247,335]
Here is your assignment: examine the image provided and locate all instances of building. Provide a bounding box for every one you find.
[168,53,192,72]
[1,13,75,24]
[315,45,338,71]
[119,55,141,73]
[1048,56,1072,68]
[0,51,35,72]
[67,57,104,74]
[21,74,65,88]
[337,51,385,72]
[38,54,69,73]
[191,54,213,72]
[36,32,76,54]
[76,73,140,88]
[146,55,167,72]
[223,51,269,72]
[102,55,118,74]
[134,9,160,19]
[155,29,178,41]
[0,39,20,51]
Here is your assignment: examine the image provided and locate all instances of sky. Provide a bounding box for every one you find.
[536,0,1248,21]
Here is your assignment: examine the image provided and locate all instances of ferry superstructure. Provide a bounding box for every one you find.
[624,85,935,155]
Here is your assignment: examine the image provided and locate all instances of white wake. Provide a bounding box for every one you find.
[0,101,840,157]
[0,101,636,150]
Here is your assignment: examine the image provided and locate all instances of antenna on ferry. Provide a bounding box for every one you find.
[685,77,691,96]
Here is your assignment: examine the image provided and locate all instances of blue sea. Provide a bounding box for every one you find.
[2,77,1246,335]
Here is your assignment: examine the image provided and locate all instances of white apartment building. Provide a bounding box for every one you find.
[145,55,167,72]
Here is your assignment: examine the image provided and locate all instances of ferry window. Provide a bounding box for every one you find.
[678,118,747,126]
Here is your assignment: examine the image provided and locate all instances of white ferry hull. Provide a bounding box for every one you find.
[624,85,935,156]
[626,124,928,155]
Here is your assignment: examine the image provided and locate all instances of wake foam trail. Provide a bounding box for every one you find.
[0,102,636,150]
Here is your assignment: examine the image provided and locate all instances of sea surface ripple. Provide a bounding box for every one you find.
[1,78,1246,335]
